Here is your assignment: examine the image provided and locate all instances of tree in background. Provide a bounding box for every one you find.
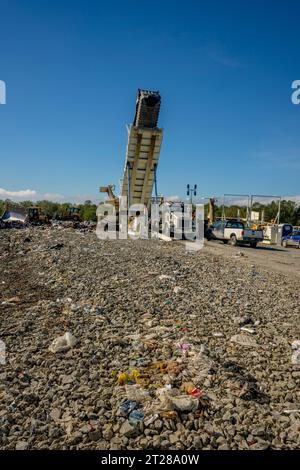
[79,203,97,221]
[0,198,299,225]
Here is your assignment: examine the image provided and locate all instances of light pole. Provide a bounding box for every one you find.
[187,184,197,205]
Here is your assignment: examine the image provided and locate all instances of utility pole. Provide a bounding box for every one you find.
[187,184,197,205]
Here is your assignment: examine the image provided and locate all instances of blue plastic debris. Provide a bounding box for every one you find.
[128,409,144,425]
[119,400,138,417]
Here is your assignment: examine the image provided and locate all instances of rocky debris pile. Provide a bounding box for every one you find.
[0,227,300,450]
[0,218,96,231]
[50,220,96,231]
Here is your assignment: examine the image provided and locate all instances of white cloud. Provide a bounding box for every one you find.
[0,188,37,198]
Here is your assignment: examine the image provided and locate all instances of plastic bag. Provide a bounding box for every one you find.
[49,332,77,353]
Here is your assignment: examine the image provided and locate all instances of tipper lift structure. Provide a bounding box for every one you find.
[100,89,163,214]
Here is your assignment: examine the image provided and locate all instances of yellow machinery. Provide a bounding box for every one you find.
[58,206,81,222]
[28,206,51,224]
[99,185,119,212]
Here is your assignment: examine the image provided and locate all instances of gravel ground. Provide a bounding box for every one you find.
[0,226,300,450]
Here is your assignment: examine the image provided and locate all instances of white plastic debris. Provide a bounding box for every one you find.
[173,286,182,294]
[125,384,151,403]
[240,327,255,334]
[144,414,159,426]
[292,350,300,365]
[230,334,258,348]
[159,275,175,281]
[291,340,300,365]
[159,391,199,412]
[49,332,77,353]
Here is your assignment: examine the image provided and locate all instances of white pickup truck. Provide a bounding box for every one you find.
[210,219,263,248]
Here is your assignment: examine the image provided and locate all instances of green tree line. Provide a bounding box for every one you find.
[1,198,300,225]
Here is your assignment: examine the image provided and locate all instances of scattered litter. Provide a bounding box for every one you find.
[2,224,299,451]
[119,400,138,417]
[181,382,204,398]
[48,332,77,353]
[160,410,178,420]
[234,315,254,326]
[125,384,151,403]
[283,408,300,415]
[2,296,21,305]
[166,394,199,412]
[177,342,192,352]
[144,414,159,426]
[291,350,300,365]
[291,340,300,364]
[173,286,182,294]
[240,327,255,334]
[230,334,258,348]
[117,370,140,385]
[50,243,64,250]
[128,409,144,425]
[159,275,175,281]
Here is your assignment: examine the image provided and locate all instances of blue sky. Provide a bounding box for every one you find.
[0,0,299,203]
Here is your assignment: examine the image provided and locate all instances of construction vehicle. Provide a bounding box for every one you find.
[27,206,51,224]
[98,89,163,234]
[68,207,81,221]
[1,204,51,225]
[0,206,27,226]
[121,89,163,209]
[99,185,119,211]
[98,90,203,241]
[54,206,81,222]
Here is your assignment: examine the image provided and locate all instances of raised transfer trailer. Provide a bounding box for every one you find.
[120,89,163,209]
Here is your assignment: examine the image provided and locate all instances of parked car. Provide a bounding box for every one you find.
[209,219,264,248]
[282,229,300,248]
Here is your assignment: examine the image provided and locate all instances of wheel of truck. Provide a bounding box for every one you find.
[250,241,257,248]
[229,234,237,246]
[282,240,287,248]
